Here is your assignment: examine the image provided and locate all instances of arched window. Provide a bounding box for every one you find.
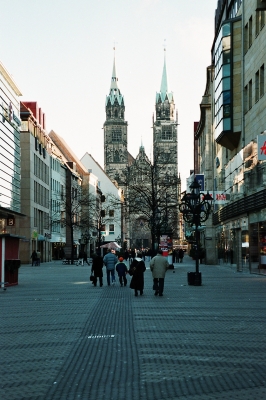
[114,150,120,162]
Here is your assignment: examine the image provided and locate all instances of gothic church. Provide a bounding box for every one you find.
[103,51,180,242]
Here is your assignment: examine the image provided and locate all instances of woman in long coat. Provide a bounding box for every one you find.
[91,254,104,286]
[129,257,146,296]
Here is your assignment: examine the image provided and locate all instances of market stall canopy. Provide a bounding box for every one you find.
[100,242,121,249]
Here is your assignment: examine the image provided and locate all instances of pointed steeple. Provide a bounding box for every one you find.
[160,50,168,95]
[139,137,145,152]
[110,54,119,91]
[156,47,174,104]
[106,48,124,107]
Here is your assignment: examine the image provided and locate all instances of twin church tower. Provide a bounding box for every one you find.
[103,50,179,190]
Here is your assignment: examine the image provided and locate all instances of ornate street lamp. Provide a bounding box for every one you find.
[179,179,213,286]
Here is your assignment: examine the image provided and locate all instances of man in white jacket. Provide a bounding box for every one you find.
[150,249,169,296]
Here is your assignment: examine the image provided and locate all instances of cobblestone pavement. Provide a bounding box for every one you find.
[1,255,266,400]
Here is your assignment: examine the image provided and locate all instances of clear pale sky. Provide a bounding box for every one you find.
[1,0,217,191]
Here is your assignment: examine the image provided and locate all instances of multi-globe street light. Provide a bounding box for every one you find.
[179,179,213,286]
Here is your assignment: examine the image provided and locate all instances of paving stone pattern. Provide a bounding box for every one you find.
[1,256,266,400]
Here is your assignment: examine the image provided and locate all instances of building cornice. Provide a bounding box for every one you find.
[0,61,22,96]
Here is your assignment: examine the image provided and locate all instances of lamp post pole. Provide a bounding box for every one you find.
[179,179,213,286]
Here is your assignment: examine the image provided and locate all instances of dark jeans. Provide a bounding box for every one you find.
[107,269,115,285]
[118,274,127,286]
[153,278,164,295]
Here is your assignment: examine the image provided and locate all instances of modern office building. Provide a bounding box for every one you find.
[0,61,22,218]
[196,0,266,272]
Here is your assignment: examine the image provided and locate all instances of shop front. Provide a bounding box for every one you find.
[249,221,266,274]
[216,217,248,272]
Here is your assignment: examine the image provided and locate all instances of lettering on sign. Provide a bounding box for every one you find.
[7,217,15,226]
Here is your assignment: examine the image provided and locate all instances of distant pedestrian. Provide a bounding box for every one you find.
[178,248,184,263]
[78,250,84,266]
[146,248,152,263]
[129,257,146,296]
[31,250,37,266]
[103,249,118,285]
[91,254,104,286]
[116,257,128,287]
[172,249,177,263]
[124,250,129,262]
[150,249,169,296]
[130,248,136,264]
[36,250,41,266]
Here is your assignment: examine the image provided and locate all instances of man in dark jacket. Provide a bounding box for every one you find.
[103,249,118,286]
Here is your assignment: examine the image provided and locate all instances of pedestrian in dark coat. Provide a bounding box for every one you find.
[129,257,146,296]
[178,248,184,263]
[31,250,37,266]
[91,255,104,286]
[124,250,129,262]
[116,257,128,286]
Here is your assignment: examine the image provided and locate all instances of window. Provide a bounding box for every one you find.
[249,79,252,110]
[109,224,114,233]
[256,11,260,36]
[161,128,172,141]
[244,23,249,53]
[249,16,253,48]
[112,128,122,142]
[109,210,114,217]
[255,70,260,102]
[114,150,120,162]
[260,65,265,97]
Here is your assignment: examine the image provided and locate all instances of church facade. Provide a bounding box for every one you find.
[103,52,181,249]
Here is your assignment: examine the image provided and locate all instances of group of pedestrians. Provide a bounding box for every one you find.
[31,250,41,266]
[172,248,184,263]
[90,248,169,297]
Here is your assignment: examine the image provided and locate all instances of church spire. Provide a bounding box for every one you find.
[155,45,175,121]
[110,47,119,92]
[160,48,168,95]
[106,47,124,107]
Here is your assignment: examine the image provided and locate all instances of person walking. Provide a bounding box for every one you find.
[91,254,104,286]
[116,257,128,287]
[103,249,118,286]
[129,257,146,296]
[36,250,41,266]
[31,250,37,266]
[150,249,169,296]
[178,248,184,263]
[130,248,136,264]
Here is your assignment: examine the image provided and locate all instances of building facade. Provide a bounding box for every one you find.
[103,52,181,248]
[19,102,51,263]
[0,61,22,217]
[103,56,130,189]
[196,0,266,273]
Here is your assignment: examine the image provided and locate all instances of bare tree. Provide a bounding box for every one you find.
[124,149,180,254]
